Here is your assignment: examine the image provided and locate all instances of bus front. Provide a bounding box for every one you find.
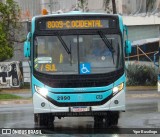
[24,13,130,127]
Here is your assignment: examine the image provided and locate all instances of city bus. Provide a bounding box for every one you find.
[24,11,131,127]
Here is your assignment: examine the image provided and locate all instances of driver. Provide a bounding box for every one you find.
[92,40,112,57]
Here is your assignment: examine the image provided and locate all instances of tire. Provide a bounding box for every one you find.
[110,111,119,126]
[104,111,119,127]
[34,113,55,128]
[94,116,104,123]
[104,112,112,127]
[47,114,55,128]
[34,114,38,124]
[35,114,45,127]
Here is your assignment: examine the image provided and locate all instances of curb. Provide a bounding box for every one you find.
[126,86,157,91]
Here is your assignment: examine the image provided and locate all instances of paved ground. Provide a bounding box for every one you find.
[0,90,160,136]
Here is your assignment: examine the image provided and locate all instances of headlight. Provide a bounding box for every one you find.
[113,83,124,95]
[35,85,48,97]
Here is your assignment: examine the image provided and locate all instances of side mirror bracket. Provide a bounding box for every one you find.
[125,40,131,54]
[24,32,31,57]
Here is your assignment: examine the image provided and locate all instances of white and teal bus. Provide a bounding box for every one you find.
[24,11,131,127]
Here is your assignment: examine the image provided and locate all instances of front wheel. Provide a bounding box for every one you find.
[94,116,104,124]
[34,114,44,127]
[104,111,119,127]
[34,113,55,128]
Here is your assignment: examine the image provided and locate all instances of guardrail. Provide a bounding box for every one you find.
[125,45,158,63]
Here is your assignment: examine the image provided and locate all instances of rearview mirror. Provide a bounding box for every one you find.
[24,41,30,57]
[125,40,132,54]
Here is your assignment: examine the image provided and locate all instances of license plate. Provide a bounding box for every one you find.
[71,107,89,112]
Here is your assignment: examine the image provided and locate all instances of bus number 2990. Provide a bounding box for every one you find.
[57,96,70,100]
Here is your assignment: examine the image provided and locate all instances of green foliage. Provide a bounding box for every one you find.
[0,93,22,99]
[126,64,158,86]
[0,45,13,61]
[0,0,21,61]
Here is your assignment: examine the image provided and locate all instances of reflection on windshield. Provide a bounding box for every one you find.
[34,34,122,75]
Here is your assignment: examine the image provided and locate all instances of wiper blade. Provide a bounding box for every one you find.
[57,35,71,54]
[98,31,115,64]
[98,31,115,53]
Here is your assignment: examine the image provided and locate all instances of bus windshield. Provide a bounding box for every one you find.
[33,34,122,74]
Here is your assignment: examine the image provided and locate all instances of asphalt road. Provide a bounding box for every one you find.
[0,90,160,136]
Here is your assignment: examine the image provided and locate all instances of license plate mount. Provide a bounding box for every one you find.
[71,106,90,112]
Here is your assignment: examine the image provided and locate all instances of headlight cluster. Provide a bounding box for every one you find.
[35,85,48,97]
[112,83,124,95]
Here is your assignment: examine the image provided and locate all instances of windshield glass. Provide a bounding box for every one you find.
[34,34,122,74]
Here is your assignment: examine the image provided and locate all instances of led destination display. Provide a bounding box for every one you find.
[46,20,107,29]
[38,18,116,30]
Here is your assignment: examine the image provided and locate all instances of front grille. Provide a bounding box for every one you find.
[34,68,124,88]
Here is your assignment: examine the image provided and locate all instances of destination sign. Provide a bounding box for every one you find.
[38,18,116,30]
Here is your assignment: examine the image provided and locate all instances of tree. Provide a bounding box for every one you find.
[0,0,22,61]
[77,0,117,14]
[112,0,117,14]
[146,0,156,13]
[103,0,117,14]
[77,0,89,12]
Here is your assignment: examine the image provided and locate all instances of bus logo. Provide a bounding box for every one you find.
[2,129,11,135]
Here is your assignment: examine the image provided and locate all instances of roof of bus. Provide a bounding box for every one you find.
[33,11,119,20]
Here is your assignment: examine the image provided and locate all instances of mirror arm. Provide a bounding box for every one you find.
[24,32,31,58]
[124,25,128,40]
[124,25,132,55]
[27,32,31,41]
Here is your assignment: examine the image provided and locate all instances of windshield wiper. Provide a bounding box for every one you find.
[57,35,71,54]
[98,31,115,64]
[98,31,115,53]
[57,34,73,65]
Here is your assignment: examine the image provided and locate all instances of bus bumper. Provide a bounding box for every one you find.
[33,89,125,114]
